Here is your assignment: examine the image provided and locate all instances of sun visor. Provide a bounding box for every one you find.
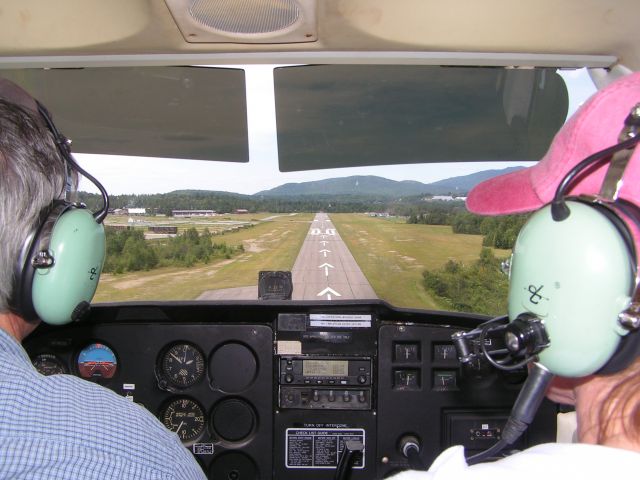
[0,66,248,162]
[274,65,568,172]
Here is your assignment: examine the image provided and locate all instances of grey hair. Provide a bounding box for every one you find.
[0,99,69,313]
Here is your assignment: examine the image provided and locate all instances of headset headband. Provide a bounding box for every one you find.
[551,104,640,221]
[35,101,110,224]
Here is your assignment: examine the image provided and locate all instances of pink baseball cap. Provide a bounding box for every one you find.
[466,72,640,215]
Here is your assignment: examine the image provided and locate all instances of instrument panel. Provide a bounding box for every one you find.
[24,301,557,479]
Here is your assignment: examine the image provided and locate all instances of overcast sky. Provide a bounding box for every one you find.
[76,67,596,196]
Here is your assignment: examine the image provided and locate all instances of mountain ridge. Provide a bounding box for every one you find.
[253,166,524,198]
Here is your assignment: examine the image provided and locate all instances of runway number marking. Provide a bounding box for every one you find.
[310,228,336,236]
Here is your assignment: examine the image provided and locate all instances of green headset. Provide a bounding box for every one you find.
[10,101,109,326]
[505,105,640,377]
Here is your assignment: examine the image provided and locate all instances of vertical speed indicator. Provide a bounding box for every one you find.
[159,343,205,389]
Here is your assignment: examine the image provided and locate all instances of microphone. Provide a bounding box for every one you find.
[466,362,554,465]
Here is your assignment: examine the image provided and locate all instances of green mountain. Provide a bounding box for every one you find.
[255,167,524,197]
[419,166,525,195]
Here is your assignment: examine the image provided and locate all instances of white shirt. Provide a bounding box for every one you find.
[389,443,640,479]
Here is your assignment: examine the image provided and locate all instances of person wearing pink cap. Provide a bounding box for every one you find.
[390,73,640,478]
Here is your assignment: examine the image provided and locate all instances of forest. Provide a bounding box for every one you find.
[103,227,242,274]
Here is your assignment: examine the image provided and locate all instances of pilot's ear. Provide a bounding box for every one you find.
[545,376,592,405]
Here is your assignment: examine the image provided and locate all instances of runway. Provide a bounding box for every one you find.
[291,213,377,301]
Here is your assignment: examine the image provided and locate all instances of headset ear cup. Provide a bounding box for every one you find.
[31,207,105,325]
[12,202,105,325]
[508,201,634,377]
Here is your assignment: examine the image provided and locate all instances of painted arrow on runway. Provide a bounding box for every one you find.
[320,240,329,246]
[318,263,334,276]
[319,249,331,257]
[317,286,341,300]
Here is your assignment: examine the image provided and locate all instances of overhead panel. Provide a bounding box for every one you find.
[274,65,569,171]
[0,66,249,162]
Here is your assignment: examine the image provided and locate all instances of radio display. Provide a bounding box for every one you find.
[303,360,349,377]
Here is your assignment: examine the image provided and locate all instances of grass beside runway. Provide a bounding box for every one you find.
[93,213,313,302]
[330,213,510,310]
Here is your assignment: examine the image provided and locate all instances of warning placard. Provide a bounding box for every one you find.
[309,314,372,328]
[285,428,365,469]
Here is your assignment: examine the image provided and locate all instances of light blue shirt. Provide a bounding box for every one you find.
[0,327,207,479]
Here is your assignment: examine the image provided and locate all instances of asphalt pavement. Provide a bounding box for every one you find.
[291,213,377,301]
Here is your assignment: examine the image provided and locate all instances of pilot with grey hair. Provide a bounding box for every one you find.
[0,79,206,479]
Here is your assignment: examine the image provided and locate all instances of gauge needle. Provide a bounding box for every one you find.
[176,421,184,434]
[186,360,193,365]
[170,353,182,363]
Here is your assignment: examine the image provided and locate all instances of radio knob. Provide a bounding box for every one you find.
[285,373,294,383]
[358,375,367,384]
[358,391,366,403]
[328,390,335,402]
[343,392,352,402]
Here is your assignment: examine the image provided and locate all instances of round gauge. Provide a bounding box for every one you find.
[160,343,205,388]
[77,343,117,379]
[160,397,206,444]
[32,353,67,376]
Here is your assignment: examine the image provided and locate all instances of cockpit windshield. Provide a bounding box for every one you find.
[11,65,594,315]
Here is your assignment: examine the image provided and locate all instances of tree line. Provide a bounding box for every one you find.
[77,190,477,216]
[78,191,399,215]
[103,227,243,274]
[408,209,528,249]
